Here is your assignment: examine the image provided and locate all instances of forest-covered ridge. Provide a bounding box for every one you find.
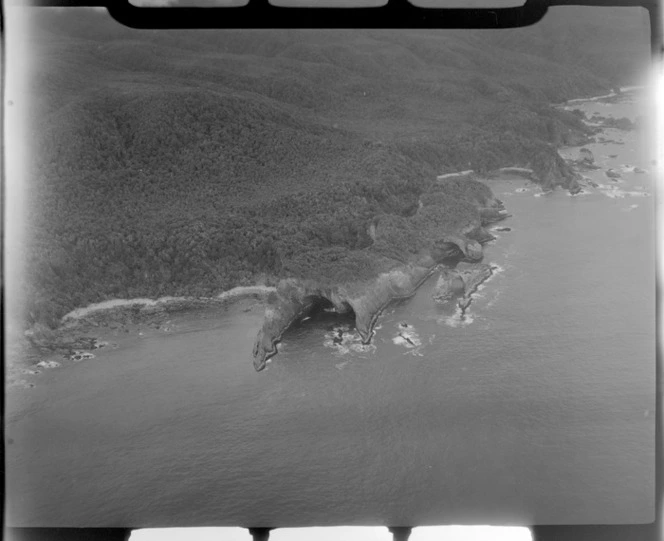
[20,6,650,328]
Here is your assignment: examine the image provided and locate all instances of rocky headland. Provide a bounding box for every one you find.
[432,262,497,317]
[252,180,510,371]
[251,100,619,371]
[481,146,586,195]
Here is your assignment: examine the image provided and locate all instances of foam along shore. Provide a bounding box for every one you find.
[565,85,643,104]
[619,85,645,93]
[60,285,276,324]
[561,86,644,107]
[437,167,536,183]
[61,296,191,322]
[494,167,534,177]
[565,91,619,104]
[436,170,474,181]
[217,285,277,300]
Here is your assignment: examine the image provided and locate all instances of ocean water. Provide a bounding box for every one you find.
[6,93,655,528]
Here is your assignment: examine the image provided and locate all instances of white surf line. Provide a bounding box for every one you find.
[565,86,643,106]
[61,285,276,322]
[619,85,645,93]
[566,92,618,104]
[437,170,474,181]
[497,166,534,175]
[61,296,191,321]
[217,285,276,300]
[324,324,376,357]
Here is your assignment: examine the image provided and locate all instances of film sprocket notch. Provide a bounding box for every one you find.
[23,0,660,30]
[22,0,660,30]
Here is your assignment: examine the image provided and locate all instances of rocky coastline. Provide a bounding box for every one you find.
[252,263,441,371]
[252,191,510,371]
[14,86,636,380]
[558,88,641,194]
[10,287,274,389]
[432,262,497,318]
[252,88,640,371]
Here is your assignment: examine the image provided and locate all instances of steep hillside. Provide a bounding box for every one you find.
[20,7,650,328]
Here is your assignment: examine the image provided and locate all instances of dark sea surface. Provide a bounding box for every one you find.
[6,92,656,527]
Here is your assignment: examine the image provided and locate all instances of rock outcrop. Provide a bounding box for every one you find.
[493,149,584,194]
[566,147,601,173]
[479,207,510,225]
[567,178,583,194]
[253,263,436,371]
[432,263,495,311]
[431,269,466,303]
[562,130,592,146]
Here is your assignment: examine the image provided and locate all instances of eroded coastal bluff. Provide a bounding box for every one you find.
[252,177,513,371]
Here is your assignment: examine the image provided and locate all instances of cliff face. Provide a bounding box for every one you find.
[433,263,495,304]
[529,147,583,192]
[252,182,508,371]
[252,263,438,371]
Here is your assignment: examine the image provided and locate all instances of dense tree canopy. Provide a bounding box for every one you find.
[20,8,649,326]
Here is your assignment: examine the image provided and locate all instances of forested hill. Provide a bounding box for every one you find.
[21,7,649,327]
